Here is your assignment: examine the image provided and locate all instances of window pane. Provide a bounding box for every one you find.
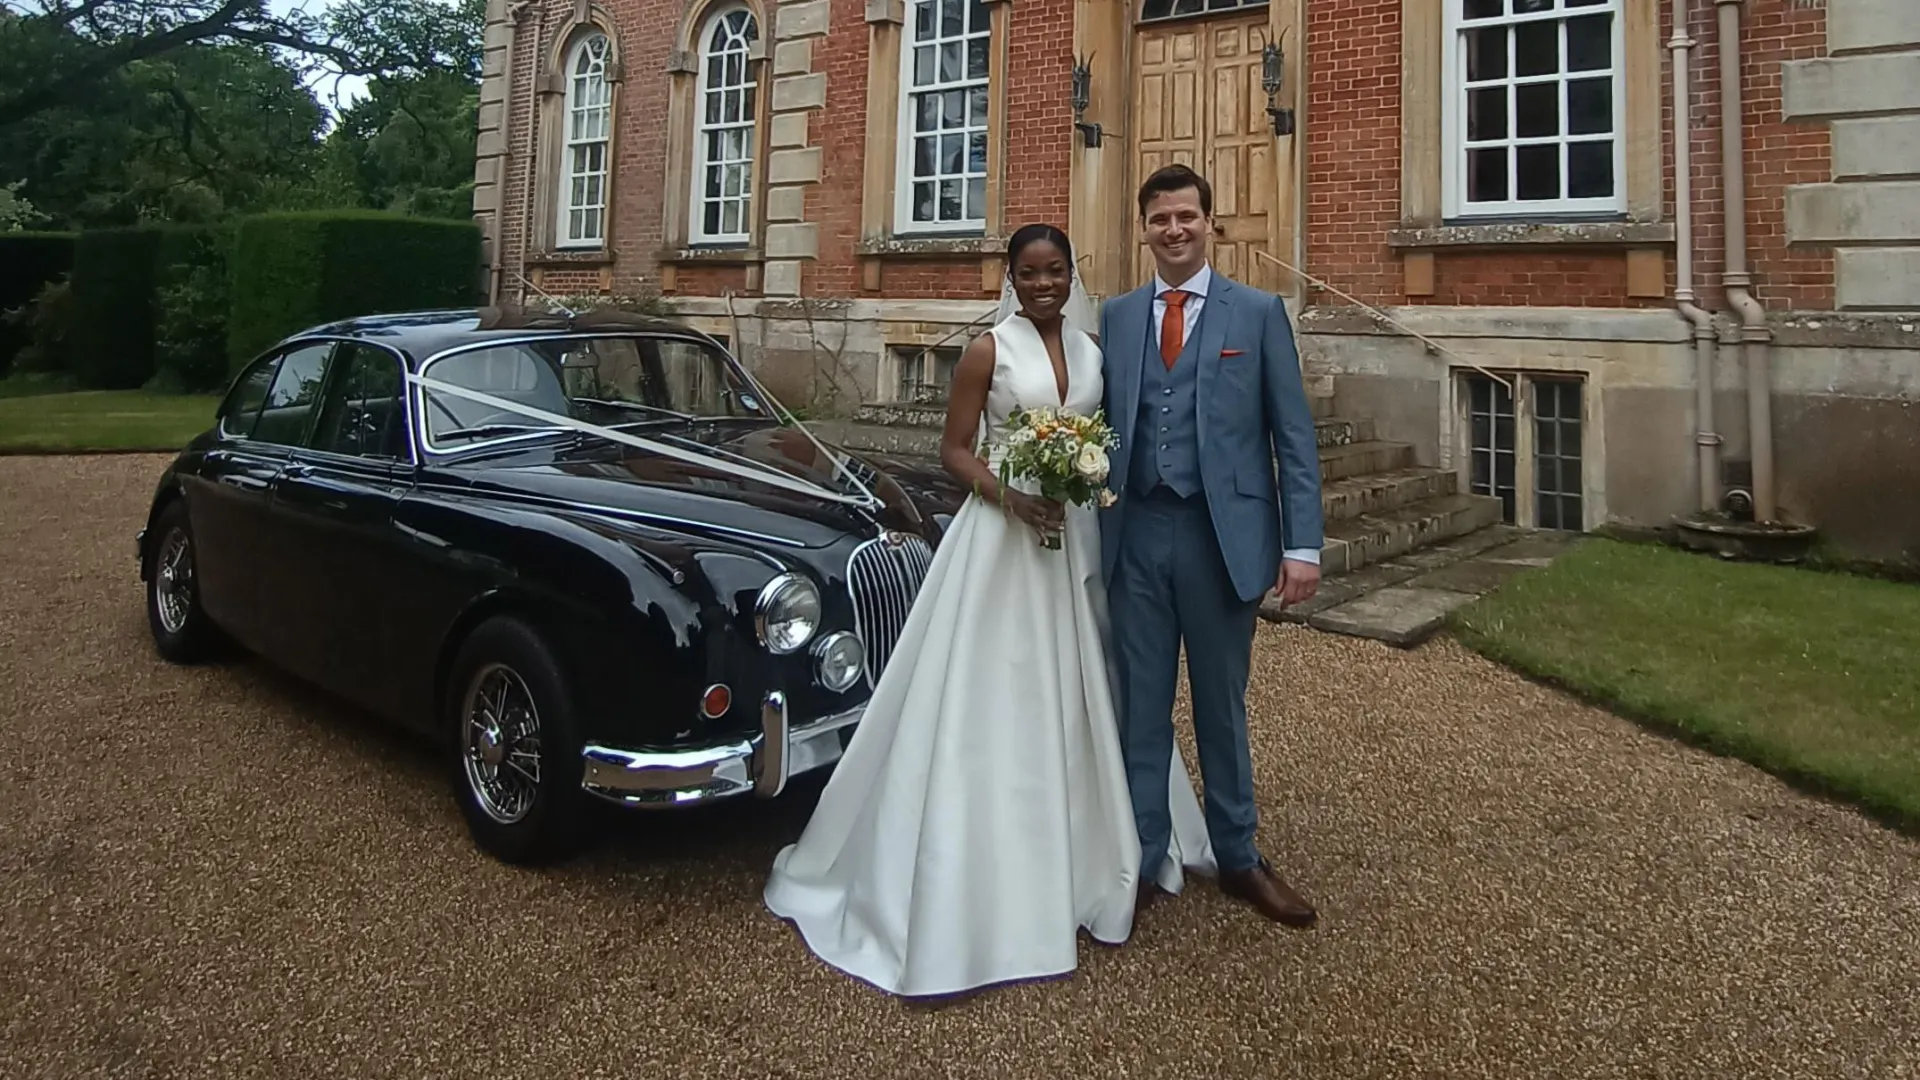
[1514,20,1558,76]
[1463,0,1501,17]
[1516,143,1559,199]
[941,0,962,35]
[968,38,989,80]
[1567,77,1611,134]
[917,93,940,132]
[944,89,966,127]
[1513,0,1552,12]
[940,178,962,219]
[1468,87,1507,140]
[1567,14,1611,71]
[220,357,279,439]
[966,176,986,218]
[1516,82,1558,137]
[1568,140,1612,197]
[1465,27,1507,81]
[969,85,989,125]
[1468,147,1509,202]
[914,45,934,85]
[915,0,934,38]
[915,135,937,177]
[253,344,333,446]
[913,181,936,221]
[940,42,963,82]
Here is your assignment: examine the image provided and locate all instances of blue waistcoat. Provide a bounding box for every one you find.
[1128,304,1205,498]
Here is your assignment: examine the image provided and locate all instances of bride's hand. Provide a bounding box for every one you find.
[1005,491,1065,537]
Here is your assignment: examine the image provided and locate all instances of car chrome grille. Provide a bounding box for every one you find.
[845,532,935,688]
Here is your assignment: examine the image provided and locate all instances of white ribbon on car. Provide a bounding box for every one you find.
[405,372,881,510]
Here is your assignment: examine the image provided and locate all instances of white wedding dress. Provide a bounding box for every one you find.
[763,310,1216,999]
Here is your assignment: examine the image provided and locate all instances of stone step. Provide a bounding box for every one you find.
[1320,440,1415,481]
[851,403,949,429]
[1319,492,1507,576]
[1321,466,1459,522]
[814,420,944,457]
[1314,416,1374,448]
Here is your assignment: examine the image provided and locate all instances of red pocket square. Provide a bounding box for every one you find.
[1220,348,1245,357]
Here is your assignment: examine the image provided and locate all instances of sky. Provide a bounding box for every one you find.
[268,0,370,113]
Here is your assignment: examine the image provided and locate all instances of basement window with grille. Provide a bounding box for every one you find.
[1459,370,1586,530]
[887,345,964,405]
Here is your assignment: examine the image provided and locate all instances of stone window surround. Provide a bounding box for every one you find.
[526,7,627,268]
[1443,361,1608,532]
[858,0,1016,294]
[658,0,774,284]
[1398,0,1668,298]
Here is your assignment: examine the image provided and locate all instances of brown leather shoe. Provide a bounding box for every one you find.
[1219,858,1317,927]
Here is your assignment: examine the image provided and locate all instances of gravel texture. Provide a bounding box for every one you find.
[4,454,1918,1080]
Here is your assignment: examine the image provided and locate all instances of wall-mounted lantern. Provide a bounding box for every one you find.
[1262,43,1295,137]
[1070,57,1103,148]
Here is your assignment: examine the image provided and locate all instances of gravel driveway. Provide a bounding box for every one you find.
[4,455,1917,1080]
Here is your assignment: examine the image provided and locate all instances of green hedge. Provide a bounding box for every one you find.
[0,232,76,376]
[227,212,483,369]
[68,224,211,389]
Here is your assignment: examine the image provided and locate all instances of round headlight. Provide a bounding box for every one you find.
[754,573,821,654]
[813,631,865,692]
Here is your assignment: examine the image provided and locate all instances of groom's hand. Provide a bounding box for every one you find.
[1272,558,1320,608]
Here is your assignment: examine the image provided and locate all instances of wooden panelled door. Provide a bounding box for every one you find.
[1132,10,1283,293]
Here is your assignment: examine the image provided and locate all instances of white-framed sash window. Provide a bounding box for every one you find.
[559,32,613,247]
[895,0,991,234]
[1443,0,1624,218]
[691,8,759,244]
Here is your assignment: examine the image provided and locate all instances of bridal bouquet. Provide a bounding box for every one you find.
[995,406,1120,549]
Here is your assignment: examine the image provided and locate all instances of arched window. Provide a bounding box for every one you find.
[1139,0,1266,20]
[691,8,759,244]
[559,32,613,248]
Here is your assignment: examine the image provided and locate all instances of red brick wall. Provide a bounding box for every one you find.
[1302,0,1834,313]
[1669,0,1833,313]
[1304,0,1403,308]
[807,0,1074,299]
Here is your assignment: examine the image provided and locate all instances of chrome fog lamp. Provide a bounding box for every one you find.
[812,631,865,692]
[755,573,821,654]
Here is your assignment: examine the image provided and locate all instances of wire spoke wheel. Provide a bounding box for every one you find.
[153,528,194,635]
[460,663,544,825]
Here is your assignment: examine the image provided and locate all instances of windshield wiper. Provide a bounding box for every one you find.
[436,423,571,442]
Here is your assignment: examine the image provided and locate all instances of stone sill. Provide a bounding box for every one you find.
[1387,221,1677,250]
[659,246,765,266]
[858,234,1004,259]
[526,249,615,268]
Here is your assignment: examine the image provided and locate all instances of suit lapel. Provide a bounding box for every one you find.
[1193,274,1234,454]
[1112,285,1152,465]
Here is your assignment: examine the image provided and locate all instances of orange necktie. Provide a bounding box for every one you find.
[1160,289,1189,369]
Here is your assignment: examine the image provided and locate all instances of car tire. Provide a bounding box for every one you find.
[145,499,221,664]
[446,615,588,866]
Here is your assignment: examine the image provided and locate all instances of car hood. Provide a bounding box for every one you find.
[432,421,937,549]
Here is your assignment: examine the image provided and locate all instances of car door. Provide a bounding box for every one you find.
[268,342,418,721]
[186,341,336,650]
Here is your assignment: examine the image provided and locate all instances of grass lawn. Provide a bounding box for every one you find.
[0,389,218,453]
[1452,538,1920,833]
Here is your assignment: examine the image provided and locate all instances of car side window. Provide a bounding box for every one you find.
[250,343,336,447]
[310,344,408,460]
[218,354,281,440]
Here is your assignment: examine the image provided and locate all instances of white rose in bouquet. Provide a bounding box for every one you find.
[1073,443,1109,482]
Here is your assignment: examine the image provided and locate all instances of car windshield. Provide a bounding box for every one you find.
[419,333,769,448]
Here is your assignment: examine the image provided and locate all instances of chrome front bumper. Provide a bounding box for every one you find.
[578,691,862,808]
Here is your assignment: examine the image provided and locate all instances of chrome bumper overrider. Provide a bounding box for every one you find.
[578,691,861,807]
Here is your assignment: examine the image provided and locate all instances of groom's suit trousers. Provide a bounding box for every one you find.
[1108,485,1262,877]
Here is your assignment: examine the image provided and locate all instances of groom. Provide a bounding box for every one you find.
[1099,163,1325,927]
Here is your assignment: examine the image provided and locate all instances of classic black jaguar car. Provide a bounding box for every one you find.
[136,307,966,864]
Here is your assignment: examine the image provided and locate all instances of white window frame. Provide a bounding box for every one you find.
[1453,367,1591,531]
[894,0,992,236]
[558,32,613,249]
[1441,0,1626,218]
[690,7,760,246]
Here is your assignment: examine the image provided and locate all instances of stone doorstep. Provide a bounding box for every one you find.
[1262,527,1582,648]
[1321,466,1457,523]
[1320,492,1507,575]
[1320,440,1416,482]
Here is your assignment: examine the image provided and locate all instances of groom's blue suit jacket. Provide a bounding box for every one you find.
[1097,272,1326,605]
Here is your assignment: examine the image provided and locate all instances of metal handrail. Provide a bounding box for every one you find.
[1252,248,1511,391]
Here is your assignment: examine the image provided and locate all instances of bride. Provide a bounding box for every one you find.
[762,224,1215,999]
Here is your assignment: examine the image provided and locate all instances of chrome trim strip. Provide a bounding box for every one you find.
[406,480,811,550]
[579,697,861,808]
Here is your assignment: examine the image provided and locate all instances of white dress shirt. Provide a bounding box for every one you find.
[1151,262,1320,568]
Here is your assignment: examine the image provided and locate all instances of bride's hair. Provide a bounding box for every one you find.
[1006,223,1074,275]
